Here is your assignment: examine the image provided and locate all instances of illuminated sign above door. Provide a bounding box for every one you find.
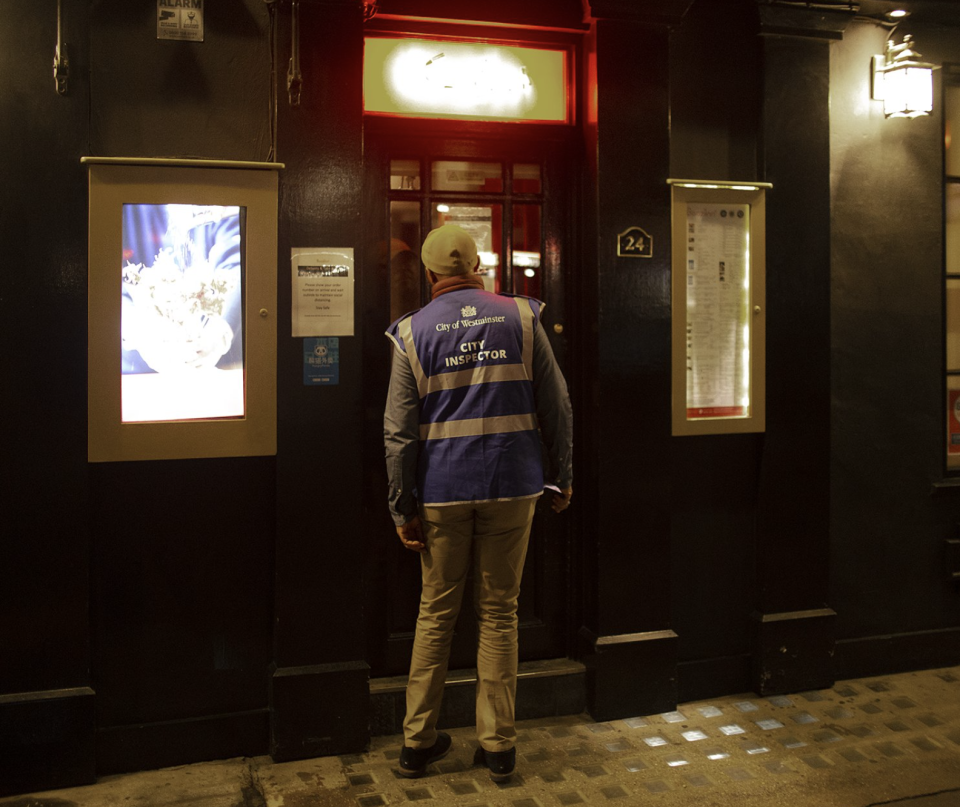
[364,37,569,123]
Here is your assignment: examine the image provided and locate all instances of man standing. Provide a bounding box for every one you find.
[384,224,573,782]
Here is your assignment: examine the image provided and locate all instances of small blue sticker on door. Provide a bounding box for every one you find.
[304,337,339,385]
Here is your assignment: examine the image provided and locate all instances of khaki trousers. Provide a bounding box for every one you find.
[403,497,537,752]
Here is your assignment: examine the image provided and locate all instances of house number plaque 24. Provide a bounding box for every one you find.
[617,226,653,259]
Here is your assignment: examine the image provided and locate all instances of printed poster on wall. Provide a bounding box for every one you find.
[685,203,752,420]
[291,248,355,337]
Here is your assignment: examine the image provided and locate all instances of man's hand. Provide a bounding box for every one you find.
[551,487,573,513]
[397,515,426,553]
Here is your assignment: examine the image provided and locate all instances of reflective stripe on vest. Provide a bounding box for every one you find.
[420,412,539,441]
[400,297,534,398]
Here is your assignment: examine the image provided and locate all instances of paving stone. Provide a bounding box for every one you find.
[838,748,869,763]
[801,755,832,770]
[402,786,434,801]
[600,784,629,799]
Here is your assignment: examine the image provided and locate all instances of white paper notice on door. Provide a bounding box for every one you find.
[292,248,355,337]
[685,203,751,420]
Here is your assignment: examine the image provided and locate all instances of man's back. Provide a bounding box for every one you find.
[387,285,545,506]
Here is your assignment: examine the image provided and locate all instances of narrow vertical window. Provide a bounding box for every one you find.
[944,68,960,467]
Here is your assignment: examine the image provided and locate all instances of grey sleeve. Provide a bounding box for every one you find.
[532,321,573,488]
[384,347,421,526]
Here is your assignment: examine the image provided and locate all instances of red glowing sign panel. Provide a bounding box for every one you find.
[364,37,568,123]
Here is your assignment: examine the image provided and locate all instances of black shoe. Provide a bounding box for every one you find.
[397,732,452,778]
[473,745,516,782]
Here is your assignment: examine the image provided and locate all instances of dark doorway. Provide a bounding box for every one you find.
[362,119,578,677]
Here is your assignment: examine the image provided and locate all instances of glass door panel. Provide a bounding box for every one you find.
[432,160,503,192]
[512,203,542,298]
[389,200,421,322]
[390,159,421,190]
[513,163,542,193]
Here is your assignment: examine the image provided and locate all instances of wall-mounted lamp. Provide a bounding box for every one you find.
[872,34,936,118]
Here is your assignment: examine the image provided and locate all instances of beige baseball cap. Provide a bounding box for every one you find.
[421,224,479,275]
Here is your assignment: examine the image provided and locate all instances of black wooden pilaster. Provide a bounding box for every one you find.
[579,0,693,721]
[751,2,849,695]
[270,0,370,760]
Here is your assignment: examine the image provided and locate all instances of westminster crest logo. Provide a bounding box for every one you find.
[461,305,477,317]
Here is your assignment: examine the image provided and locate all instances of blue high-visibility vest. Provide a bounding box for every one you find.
[386,289,545,506]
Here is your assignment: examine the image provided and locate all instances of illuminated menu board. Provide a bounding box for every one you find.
[685,203,751,420]
[670,182,768,436]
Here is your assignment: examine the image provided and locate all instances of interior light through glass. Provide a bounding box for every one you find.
[364,37,568,123]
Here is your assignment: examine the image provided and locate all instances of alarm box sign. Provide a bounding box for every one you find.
[157,0,204,42]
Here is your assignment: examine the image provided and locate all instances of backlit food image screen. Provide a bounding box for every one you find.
[121,203,245,423]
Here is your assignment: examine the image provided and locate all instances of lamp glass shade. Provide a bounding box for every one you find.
[883,63,934,118]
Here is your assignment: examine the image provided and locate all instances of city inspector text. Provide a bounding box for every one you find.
[444,339,508,368]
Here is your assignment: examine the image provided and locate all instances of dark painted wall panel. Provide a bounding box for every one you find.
[830,20,960,641]
[671,436,761,662]
[89,0,271,160]
[0,1,91,696]
[590,17,673,638]
[273,1,366,668]
[669,0,760,182]
[755,33,833,614]
[90,459,275,727]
